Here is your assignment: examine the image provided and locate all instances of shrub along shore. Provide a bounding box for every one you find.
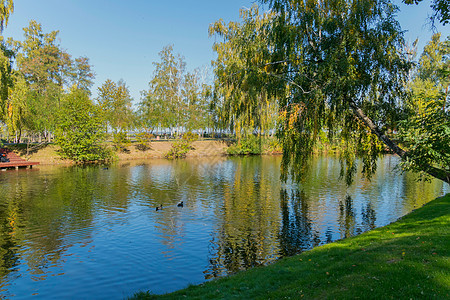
[3,140,231,165]
[131,194,450,299]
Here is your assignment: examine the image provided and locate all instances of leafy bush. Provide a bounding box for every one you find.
[113,132,130,152]
[165,140,191,159]
[165,132,197,159]
[265,138,282,153]
[227,135,262,155]
[135,132,153,151]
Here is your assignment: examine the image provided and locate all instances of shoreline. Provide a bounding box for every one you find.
[5,140,230,165]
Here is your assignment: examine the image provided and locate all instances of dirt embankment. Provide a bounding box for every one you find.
[7,140,229,165]
[116,140,228,161]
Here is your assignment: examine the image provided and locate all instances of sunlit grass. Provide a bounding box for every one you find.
[130,194,449,299]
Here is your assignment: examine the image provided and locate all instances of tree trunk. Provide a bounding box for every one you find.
[349,101,450,184]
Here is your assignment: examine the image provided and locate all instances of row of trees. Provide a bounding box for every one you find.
[2,20,96,143]
[0,24,214,142]
[138,45,212,135]
[96,45,214,136]
[0,2,214,161]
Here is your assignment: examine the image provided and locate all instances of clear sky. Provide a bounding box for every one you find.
[2,0,449,103]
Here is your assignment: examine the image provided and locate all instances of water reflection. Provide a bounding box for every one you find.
[0,155,447,298]
[278,190,315,256]
[204,157,282,279]
[361,202,377,231]
[339,195,356,237]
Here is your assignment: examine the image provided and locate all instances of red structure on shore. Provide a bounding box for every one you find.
[0,148,40,169]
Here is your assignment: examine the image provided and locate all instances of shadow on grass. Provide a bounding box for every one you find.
[6,143,50,157]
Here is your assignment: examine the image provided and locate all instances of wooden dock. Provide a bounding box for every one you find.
[0,148,40,169]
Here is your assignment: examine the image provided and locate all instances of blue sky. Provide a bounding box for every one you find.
[3,0,449,103]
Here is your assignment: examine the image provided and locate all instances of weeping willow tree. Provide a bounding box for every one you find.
[209,6,282,139]
[0,0,13,123]
[0,0,13,32]
[253,0,411,183]
[260,0,449,184]
[211,0,449,184]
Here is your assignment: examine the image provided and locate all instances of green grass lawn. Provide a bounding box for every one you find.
[131,194,450,299]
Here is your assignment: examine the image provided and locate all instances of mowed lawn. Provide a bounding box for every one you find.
[132,193,450,299]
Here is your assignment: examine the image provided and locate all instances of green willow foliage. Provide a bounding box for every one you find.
[0,40,13,122]
[211,1,409,183]
[208,0,450,183]
[55,89,110,163]
[270,0,410,183]
[0,0,13,32]
[0,0,13,123]
[209,6,280,138]
[5,73,28,136]
[227,135,263,155]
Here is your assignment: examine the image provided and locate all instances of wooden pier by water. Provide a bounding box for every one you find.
[0,148,40,169]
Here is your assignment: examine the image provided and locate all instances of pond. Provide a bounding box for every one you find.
[0,155,447,299]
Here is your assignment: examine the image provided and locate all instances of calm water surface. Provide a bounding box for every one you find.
[0,155,447,299]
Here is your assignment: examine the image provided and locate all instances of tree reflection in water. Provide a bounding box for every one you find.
[361,202,377,231]
[0,156,447,298]
[339,195,356,238]
[279,189,315,256]
[203,156,447,281]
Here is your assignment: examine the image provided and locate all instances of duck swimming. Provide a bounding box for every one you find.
[177,201,184,207]
[156,204,163,211]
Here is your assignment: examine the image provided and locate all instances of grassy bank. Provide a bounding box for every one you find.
[132,194,450,299]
